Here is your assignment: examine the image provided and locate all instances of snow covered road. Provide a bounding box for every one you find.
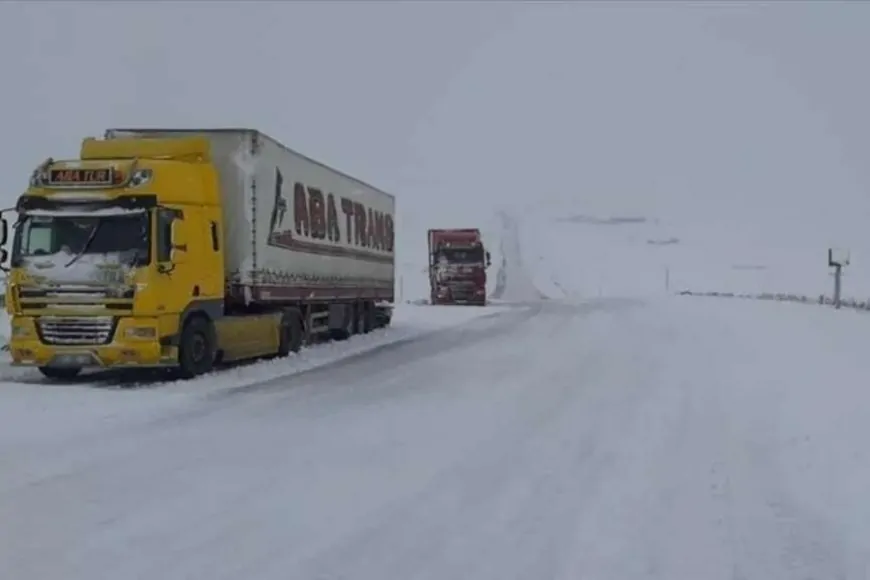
[3,296,870,579]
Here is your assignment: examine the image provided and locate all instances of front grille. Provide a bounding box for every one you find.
[37,316,116,345]
[446,282,480,300]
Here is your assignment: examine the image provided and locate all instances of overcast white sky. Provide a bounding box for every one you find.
[2,1,869,260]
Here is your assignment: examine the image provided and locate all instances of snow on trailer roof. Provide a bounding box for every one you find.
[104,127,396,200]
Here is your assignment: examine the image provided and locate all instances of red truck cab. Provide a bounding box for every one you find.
[428,228,491,306]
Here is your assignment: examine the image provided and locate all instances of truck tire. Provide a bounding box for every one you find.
[177,316,216,379]
[329,304,355,341]
[374,306,392,329]
[361,302,376,334]
[277,309,303,357]
[38,366,81,381]
[354,303,366,335]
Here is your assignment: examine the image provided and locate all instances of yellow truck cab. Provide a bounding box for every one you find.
[3,129,395,381]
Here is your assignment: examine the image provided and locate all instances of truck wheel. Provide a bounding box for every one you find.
[373,306,392,329]
[360,302,376,334]
[38,366,81,381]
[277,310,303,356]
[178,317,216,379]
[329,305,355,341]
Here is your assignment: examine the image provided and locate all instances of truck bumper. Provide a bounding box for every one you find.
[7,316,178,369]
[9,341,178,369]
[432,288,487,306]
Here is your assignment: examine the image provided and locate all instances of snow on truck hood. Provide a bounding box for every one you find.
[21,250,135,287]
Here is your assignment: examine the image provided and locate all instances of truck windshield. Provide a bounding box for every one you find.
[437,247,484,264]
[12,210,150,267]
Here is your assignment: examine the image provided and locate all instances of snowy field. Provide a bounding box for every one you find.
[515,205,870,303]
[3,208,870,579]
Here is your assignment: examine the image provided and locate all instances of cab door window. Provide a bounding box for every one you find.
[156,208,183,262]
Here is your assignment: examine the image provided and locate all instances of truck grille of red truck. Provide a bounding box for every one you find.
[36,316,116,345]
[445,282,479,300]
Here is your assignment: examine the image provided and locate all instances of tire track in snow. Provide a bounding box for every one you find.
[204,302,540,401]
[0,302,549,501]
[281,298,655,580]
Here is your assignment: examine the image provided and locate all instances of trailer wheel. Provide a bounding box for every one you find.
[178,317,216,379]
[277,310,303,356]
[360,302,376,334]
[373,306,392,329]
[38,366,81,381]
[354,303,367,335]
[329,305,355,341]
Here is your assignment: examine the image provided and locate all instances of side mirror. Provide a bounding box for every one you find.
[170,220,188,263]
[0,212,10,271]
[485,251,492,268]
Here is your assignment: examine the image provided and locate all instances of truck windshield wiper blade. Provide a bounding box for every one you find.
[65,221,101,268]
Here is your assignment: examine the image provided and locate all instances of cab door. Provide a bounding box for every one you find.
[152,206,196,336]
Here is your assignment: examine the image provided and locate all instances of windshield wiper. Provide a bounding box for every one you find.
[65,221,102,268]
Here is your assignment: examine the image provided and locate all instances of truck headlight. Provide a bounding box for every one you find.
[124,327,156,339]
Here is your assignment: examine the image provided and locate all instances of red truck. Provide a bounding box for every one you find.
[428,228,491,306]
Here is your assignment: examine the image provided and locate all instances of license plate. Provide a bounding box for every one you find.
[53,353,94,366]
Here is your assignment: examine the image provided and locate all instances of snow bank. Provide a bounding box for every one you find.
[161,303,511,394]
[489,210,547,302]
[0,309,8,349]
[0,303,510,388]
